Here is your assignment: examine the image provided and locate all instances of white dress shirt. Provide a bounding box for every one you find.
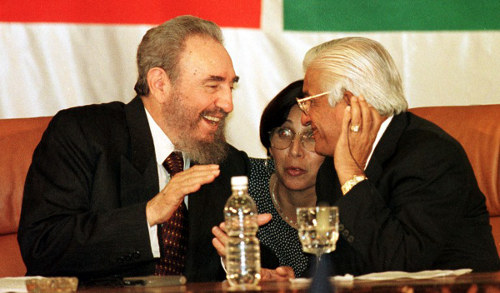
[365,115,393,169]
[145,108,190,258]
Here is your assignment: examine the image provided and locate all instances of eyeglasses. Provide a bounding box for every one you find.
[296,91,331,115]
[269,127,316,152]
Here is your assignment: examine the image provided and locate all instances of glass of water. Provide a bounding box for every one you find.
[297,206,339,265]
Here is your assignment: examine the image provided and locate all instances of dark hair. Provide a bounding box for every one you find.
[259,80,304,153]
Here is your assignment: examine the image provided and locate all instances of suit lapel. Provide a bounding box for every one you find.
[365,113,409,183]
[120,96,159,206]
[316,113,410,204]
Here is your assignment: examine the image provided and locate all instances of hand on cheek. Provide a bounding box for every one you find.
[334,95,383,185]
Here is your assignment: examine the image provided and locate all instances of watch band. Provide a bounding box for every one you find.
[341,175,367,196]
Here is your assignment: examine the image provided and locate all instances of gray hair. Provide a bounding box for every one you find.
[303,37,408,116]
[134,15,224,96]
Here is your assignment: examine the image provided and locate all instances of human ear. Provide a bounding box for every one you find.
[343,90,354,106]
[146,67,171,102]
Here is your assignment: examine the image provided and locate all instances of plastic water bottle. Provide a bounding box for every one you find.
[224,176,261,288]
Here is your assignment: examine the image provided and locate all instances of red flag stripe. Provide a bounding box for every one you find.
[0,0,261,28]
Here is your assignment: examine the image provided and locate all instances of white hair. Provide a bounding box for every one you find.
[303,37,408,116]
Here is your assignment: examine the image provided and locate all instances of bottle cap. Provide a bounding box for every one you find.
[231,176,248,186]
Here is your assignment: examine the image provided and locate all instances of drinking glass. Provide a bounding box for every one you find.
[297,206,339,266]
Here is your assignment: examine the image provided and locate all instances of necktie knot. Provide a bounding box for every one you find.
[163,151,183,176]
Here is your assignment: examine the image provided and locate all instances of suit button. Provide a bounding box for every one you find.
[133,251,141,259]
[339,224,345,231]
[347,235,354,243]
[342,230,349,237]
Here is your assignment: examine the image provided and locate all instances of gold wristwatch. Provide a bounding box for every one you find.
[341,175,367,196]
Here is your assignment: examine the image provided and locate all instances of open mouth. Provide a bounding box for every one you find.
[285,167,306,176]
[202,114,222,125]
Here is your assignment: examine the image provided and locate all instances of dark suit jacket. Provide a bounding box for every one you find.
[316,112,499,275]
[18,96,266,282]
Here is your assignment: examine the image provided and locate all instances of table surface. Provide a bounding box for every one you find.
[78,271,500,292]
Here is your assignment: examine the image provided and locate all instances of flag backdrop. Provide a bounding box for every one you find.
[1,0,500,158]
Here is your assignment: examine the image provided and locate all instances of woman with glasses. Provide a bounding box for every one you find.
[212,80,325,278]
[250,80,325,277]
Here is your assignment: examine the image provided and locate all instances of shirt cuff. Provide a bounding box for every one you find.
[220,257,227,273]
[148,221,160,258]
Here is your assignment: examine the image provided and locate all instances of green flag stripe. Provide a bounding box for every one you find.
[284,0,500,32]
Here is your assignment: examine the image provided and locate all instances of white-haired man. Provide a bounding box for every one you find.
[297,37,499,274]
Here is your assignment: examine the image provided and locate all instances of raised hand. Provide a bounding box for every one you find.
[334,94,384,185]
[146,164,220,226]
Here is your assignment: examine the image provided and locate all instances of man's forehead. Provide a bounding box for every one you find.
[303,69,322,95]
[178,36,236,82]
[181,35,228,61]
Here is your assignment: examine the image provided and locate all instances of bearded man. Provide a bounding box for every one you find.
[18,15,268,283]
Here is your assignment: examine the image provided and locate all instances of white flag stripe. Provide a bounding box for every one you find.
[1,23,500,158]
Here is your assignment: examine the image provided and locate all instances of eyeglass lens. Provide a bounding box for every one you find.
[270,127,315,151]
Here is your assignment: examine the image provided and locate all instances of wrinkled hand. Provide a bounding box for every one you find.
[211,214,272,258]
[334,95,384,184]
[261,266,295,281]
[146,165,220,226]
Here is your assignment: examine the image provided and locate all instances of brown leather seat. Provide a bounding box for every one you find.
[410,105,500,256]
[0,117,51,277]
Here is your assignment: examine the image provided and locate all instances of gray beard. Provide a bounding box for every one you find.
[163,92,229,165]
[175,119,229,164]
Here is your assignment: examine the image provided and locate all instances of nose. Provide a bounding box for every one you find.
[289,136,304,158]
[214,88,234,114]
[301,112,311,126]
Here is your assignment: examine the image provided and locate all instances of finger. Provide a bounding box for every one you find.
[349,96,361,130]
[219,222,226,232]
[358,96,372,133]
[211,226,228,244]
[211,237,226,257]
[276,266,295,279]
[211,226,228,256]
[170,164,220,182]
[341,104,352,139]
[343,90,354,104]
[370,105,384,133]
[257,213,272,226]
[165,169,221,196]
[260,268,273,281]
[184,164,220,172]
[259,267,294,281]
[171,167,220,184]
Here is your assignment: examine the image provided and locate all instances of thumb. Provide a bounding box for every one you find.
[276,266,295,279]
[257,213,272,226]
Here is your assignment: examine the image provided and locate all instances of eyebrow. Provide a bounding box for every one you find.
[204,75,240,83]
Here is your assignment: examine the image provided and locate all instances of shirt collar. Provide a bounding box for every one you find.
[365,115,393,169]
[145,108,175,165]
